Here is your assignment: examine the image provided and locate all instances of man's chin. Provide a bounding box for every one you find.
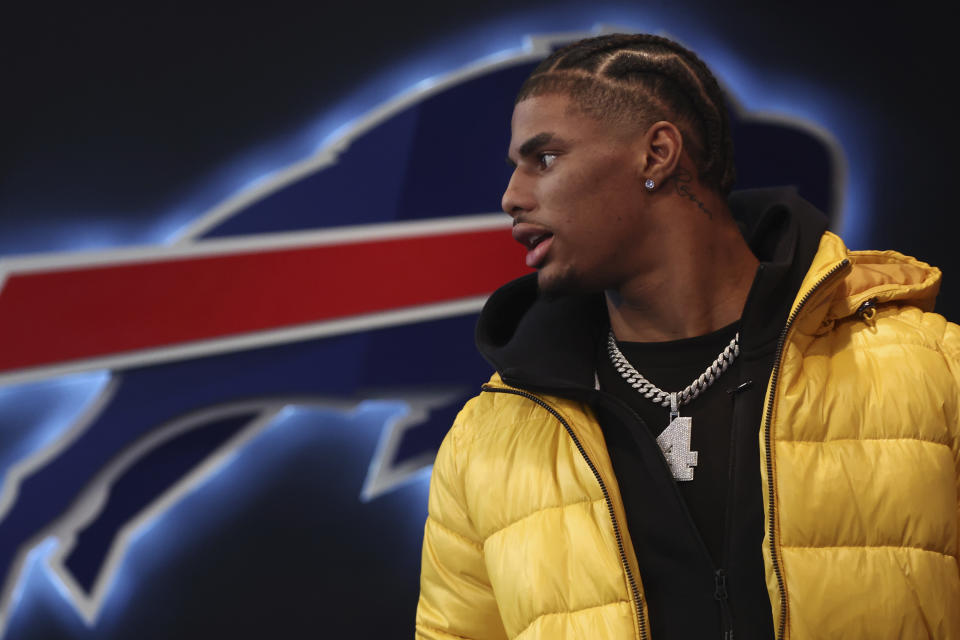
[536,268,589,300]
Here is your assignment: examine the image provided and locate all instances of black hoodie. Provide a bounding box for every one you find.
[475,187,828,639]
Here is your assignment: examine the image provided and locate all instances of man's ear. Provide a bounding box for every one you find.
[638,121,684,188]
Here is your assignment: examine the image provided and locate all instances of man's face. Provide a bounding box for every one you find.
[503,93,656,296]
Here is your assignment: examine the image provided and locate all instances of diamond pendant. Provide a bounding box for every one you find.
[656,393,698,481]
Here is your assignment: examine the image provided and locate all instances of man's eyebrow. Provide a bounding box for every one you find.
[506,132,556,167]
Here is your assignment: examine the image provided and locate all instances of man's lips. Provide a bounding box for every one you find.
[511,223,554,268]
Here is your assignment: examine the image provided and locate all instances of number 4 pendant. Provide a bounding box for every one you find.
[657,392,698,481]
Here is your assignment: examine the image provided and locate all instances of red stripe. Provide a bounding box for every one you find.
[0,229,529,373]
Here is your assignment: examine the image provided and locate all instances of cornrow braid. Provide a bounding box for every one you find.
[517,33,736,194]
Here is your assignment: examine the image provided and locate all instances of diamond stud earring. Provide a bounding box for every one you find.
[644,178,656,190]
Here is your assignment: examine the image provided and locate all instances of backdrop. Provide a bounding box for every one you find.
[0,2,955,638]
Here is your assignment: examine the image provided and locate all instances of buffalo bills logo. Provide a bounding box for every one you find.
[0,30,842,637]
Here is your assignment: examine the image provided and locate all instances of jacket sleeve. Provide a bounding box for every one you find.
[938,318,960,444]
[937,318,960,592]
[940,322,960,490]
[416,405,508,640]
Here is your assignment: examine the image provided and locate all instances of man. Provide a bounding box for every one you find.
[416,33,960,639]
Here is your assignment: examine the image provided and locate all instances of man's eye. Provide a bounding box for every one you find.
[538,153,558,169]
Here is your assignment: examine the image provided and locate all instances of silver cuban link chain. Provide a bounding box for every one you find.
[606,329,740,409]
[606,328,740,481]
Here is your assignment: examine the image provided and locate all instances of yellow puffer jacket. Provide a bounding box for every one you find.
[416,232,960,640]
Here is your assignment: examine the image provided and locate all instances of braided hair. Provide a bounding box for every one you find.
[516,33,736,194]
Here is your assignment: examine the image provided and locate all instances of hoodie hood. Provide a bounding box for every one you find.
[476,187,839,392]
[475,272,606,391]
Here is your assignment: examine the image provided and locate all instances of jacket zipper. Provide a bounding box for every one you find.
[715,568,733,640]
[482,385,649,640]
[716,393,739,640]
[716,365,756,639]
[763,258,850,640]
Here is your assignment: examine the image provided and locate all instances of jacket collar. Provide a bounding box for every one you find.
[792,231,942,336]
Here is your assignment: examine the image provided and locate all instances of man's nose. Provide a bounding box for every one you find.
[501,170,534,218]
